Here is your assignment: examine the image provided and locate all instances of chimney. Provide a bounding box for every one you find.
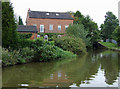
[28,8,31,12]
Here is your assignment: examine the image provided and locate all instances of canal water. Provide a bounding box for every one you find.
[2,49,120,87]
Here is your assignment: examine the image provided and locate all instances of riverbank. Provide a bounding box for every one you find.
[99,42,120,52]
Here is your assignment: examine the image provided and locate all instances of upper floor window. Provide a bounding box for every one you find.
[56,13,59,16]
[65,25,69,29]
[58,25,61,30]
[46,13,50,16]
[49,25,53,30]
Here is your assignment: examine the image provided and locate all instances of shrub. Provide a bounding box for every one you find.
[66,24,91,47]
[54,36,86,55]
[40,45,57,62]
[112,26,120,46]
[55,47,77,59]
[19,47,35,63]
[2,49,18,66]
[18,33,32,39]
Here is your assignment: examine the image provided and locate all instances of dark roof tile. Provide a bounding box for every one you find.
[28,11,74,20]
[17,25,38,33]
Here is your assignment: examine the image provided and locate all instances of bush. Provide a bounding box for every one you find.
[112,26,120,46]
[18,33,32,39]
[2,47,35,66]
[2,49,18,66]
[66,24,91,47]
[38,33,64,38]
[19,47,34,63]
[54,36,86,55]
[40,45,57,62]
[55,47,77,59]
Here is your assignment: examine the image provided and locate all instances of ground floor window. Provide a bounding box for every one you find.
[58,25,61,30]
[40,25,44,32]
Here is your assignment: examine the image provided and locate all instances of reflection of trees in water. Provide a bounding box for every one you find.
[2,50,119,87]
[98,51,119,85]
[59,53,100,86]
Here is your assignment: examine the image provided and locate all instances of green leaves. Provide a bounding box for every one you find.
[112,26,120,46]
[101,11,119,40]
[2,2,18,49]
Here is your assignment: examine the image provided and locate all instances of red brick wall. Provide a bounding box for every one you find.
[26,18,73,33]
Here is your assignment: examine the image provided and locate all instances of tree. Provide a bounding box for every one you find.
[73,11,100,47]
[66,24,91,47]
[18,16,24,25]
[101,11,119,41]
[2,2,18,49]
[112,26,120,46]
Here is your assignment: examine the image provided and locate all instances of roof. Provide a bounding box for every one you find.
[28,11,74,20]
[17,25,38,33]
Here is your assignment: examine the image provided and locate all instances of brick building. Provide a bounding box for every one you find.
[26,9,74,33]
[17,25,38,40]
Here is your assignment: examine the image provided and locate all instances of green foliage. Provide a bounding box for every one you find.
[101,11,119,40]
[2,2,18,49]
[40,45,57,62]
[19,47,34,62]
[18,33,32,39]
[2,49,18,66]
[54,36,86,55]
[112,26,120,46]
[38,33,64,41]
[66,24,91,47]
[18,16,24,25]
[73,11,100,47]
[55,47,77,59]
[2,47,35,66]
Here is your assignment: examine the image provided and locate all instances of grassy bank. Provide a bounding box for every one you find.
[99,42,120,51]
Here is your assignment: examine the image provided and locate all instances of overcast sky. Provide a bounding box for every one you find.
[11,0,119,27]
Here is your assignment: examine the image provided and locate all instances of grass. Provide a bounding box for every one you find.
[99,42,120,51]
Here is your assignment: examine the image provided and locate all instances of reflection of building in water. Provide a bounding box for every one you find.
[43,70,73,87]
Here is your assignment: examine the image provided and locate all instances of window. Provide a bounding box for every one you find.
[65,25,69,29]
[58,25,61,30]
[56,13,59,16]
[46,13,50,15]
[33,24,37,26]
[49,25,53,30]
[40,25,44,32]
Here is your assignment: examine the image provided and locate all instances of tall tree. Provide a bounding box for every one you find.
[66,24,91,47]
[2,2,18,49]
[73,11,100,47]
[101,11,119,41]
[112,26,120,46]
[18,16,24,25]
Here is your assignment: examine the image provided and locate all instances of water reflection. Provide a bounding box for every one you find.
[2,49,120,87]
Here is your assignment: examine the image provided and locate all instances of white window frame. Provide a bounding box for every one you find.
[58,25,61,30]
[65,25,69,29]
[33,24,37,26]
[40,25,44,33]
[49,24,53,30]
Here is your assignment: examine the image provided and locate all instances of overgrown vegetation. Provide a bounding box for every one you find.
[66,24,91,47]
[54,36,86,55]
[112,26,120,46]
[2,38,77,67]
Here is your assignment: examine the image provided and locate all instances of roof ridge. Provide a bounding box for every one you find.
[30,10,68,14]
